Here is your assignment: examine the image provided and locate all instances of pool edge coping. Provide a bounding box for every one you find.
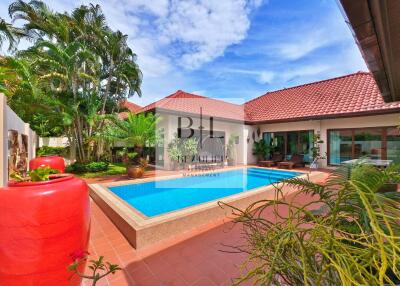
[89,167,324,249]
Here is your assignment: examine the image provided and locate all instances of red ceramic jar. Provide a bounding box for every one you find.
[0,174,90,286]
[29,155,66,173]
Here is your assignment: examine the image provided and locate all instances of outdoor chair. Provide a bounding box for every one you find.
[277,154,305,169]
[258,154,284,167]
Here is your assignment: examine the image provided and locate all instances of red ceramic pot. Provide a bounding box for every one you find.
[29,155,65,173]
[0,174,90,286]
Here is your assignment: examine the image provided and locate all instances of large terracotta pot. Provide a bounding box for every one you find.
[127,165,144,179]
[0,174,90,286]
[29,155,65,173]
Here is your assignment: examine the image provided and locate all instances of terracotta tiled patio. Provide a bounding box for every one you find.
[83,168,330,286]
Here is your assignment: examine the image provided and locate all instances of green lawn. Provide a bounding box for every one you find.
[78,162,126,178]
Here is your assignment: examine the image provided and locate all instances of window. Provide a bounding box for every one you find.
[263,130,314,163]
[328,127,400,165]
[387,127,400,163]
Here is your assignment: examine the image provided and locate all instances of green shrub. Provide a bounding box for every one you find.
[66,162,86,174]
[84,162,109,172]
[66,161,109,174]
[36,146,66,157]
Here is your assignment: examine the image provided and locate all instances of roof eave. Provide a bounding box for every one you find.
[246,108,400,125]
[339,0,400,103]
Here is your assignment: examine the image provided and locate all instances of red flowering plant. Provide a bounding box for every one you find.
[68,251,121,286]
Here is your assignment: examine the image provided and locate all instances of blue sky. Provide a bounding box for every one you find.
[0,0,367,106]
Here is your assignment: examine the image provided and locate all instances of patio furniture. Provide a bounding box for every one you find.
[259,154,284,167]
[277,154,305,169]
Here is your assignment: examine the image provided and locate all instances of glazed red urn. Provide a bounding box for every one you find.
[0,174,90,286]
[29,155,66,173]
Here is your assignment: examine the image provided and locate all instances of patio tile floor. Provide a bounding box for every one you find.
[82,168,330,286]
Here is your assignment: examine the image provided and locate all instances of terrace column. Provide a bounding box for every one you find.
[0,94,8,187]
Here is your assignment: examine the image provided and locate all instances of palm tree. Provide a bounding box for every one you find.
[99,30,142,115]
[225,164,400,285]
[5,1,143,163]
[109,112,160,159]
[0,18,24,51]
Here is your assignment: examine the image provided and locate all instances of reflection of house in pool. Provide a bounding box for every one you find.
[121,72,400,169]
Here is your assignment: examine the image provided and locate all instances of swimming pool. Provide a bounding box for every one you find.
[109,168,300,217]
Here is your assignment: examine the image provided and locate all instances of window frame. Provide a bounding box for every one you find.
[262,129,314,162]
[327,126,398,165]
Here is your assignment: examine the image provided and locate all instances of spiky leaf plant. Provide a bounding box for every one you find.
[222,164,400,286]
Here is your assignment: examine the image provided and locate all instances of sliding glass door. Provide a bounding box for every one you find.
[263,130,313,163]
[328,127,400,165]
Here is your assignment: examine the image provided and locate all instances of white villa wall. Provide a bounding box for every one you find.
[245,125,257,165]
[158,112,248,170]
[254,113,399,167]
[0,93,37,187]
[39,137,69,148]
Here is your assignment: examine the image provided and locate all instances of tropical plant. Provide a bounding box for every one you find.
[167,134,183,165]
[222,163,400,285]
[311,134,325,159]
[0,17,24,51]
[36,146,66,157]
[10,166,59,182]
[252,139,270,160]
[167,133,198,166]
[1,1,142,162]
[116,147,137,165]
[108,112,159,160]
[182,138,198,159]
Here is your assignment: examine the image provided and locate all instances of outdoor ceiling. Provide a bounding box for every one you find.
[339,0,400,103]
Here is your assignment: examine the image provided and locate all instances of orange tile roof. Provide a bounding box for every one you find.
[118,100,142,119]
[244,72,400,123]
[123,72,400,123]
[140,90,246,121]
[122,100,142,113]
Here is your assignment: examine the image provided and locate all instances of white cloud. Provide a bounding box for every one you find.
[220,68,275,83]
[266,10,351,61]
[1,0,261,74]
[159,0,258,69]
[258,71,275,83]
[222,65,327,85]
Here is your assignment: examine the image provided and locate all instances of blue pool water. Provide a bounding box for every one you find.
[109,168,300,217]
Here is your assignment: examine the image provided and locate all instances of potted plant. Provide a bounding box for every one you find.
[30,146,67,173]
[29,155,66,172]
[167,134,183,170]
[310,134,325,169]
[127,157,148,179]
[252,139,270,162]
[108,112,159,177]
[182,137,198,169]
[118,148,146,179]
[0,166,90,286]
